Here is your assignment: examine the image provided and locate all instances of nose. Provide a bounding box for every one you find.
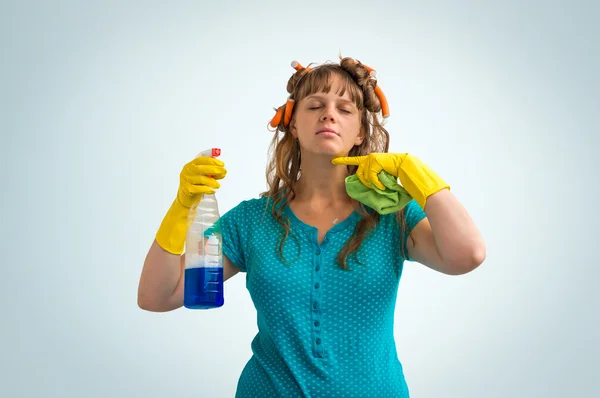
[320,105,336,123]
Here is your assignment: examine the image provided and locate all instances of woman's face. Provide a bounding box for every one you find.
[290,74,364,158]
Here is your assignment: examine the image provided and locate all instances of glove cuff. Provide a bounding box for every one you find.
[155,198,192,255]
[397,154,450,208]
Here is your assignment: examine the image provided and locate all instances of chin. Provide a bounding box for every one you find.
[313,145,344,156]
[299,139,349,157]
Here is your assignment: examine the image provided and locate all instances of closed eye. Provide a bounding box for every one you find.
[307,104,353,114]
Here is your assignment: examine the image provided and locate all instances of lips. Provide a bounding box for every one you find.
[316,128,339,136]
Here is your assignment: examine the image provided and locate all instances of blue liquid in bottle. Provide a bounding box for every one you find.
[184,266,224,309]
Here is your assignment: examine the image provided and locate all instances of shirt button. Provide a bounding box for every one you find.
[313,302,318,310]
[315,266,320,272]
[314,283,320,289]
[315,248,321,255]
[316,338,322,345]
[314,320,320,327]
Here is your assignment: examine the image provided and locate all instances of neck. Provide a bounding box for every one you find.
[292,153,352,207]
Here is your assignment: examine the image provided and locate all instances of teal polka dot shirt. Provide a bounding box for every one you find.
[219,195,426,397]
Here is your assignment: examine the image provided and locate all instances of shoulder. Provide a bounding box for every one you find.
[399,199,427,231]
[375,199,426,232]
[223,195,270,217]
[220,195,277,232]
[373,200,427,261]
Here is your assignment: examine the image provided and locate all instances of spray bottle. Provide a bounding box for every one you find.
[184,148,224,309]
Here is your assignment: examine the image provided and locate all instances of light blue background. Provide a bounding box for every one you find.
[2,1,598,397]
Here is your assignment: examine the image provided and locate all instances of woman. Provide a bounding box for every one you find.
[138,57,486,397]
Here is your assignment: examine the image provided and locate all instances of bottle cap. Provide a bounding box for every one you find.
[197,148,221,158]
[196,148,222,179]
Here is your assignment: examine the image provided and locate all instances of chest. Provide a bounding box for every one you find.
[243,220,404,319]
[288,204,355,243]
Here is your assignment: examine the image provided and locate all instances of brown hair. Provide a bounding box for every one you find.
[261,57,409,270]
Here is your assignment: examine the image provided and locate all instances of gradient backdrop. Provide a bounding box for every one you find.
[2,1,599,397]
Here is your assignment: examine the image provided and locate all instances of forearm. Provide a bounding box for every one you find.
[423,189,486,272]
[137,239,184,312]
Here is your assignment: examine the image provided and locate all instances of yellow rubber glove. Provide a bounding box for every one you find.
[155,155,227,254]
[332,153,449,208]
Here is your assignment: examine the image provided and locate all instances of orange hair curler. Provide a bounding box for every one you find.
[269,97,296,128]
[269,105,284,128]
[291,60,312,72]
[353,59,390,118]
[374,85,390,118]
[269,61,310,128]
[283,98,295,126]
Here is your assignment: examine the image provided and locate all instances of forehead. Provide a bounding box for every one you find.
[310,76,350,97]
[305,92,354,103]
[295,69,362,105]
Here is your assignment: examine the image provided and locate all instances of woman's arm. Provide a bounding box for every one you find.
[407,189,486,275]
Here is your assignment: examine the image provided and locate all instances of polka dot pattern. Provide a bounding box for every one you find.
[219,196,426,397]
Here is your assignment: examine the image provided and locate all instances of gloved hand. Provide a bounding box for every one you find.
[155,155,227,254]
[331,153,449,208]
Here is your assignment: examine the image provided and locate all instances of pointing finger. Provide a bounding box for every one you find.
[331,156,362,166]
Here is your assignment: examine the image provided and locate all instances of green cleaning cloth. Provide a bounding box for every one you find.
[345,171,413,214]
